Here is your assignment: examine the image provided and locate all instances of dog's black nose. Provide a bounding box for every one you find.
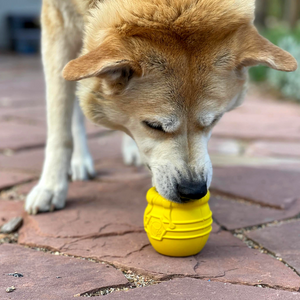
[178,182,207,201]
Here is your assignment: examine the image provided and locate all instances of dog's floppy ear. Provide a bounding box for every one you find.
[63,43,142,95]
[238,28,297,72]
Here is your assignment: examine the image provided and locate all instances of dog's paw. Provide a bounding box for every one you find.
[25,182,68,215]
[122,134,143,166]
[70,151,96,181]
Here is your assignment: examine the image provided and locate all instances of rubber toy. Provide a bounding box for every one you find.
[144,187,212,257]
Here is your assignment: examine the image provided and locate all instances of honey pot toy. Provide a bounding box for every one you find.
[144,187,213,257]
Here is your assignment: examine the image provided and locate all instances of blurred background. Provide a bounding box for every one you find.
[0,0,41,54]
[252,0,300,101]
[0,0,300,100]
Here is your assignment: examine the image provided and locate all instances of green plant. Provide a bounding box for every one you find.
[249,65,268,82]
[268,36,300,101]
[249,25,300,82]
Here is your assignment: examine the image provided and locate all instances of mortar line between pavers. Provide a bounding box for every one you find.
[78,282,134,297]
[0,167,38,176]
[210,190,284,210]
[212,218,300,283]
[0,129,114,154]
[234,232,300,279]
[81,277,300,297]
[0,148,16,156]
[231,213,300,233]
[144,273,300,293]
[81,268,300,296]
[0,143,45,153]
[211,133,300,144]
[0,177,38,193]
[28,228,146,241]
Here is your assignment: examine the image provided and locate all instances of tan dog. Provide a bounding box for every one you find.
[25,0,297,214]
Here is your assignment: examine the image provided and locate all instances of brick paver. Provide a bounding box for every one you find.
[0,122,46,150]
[0,106,106,137]
[210,196,300,230]
[1,55,300,298]
[0,149,44,174]
[247,220,300,274]
[0,200,24,227]
[213,95,300,142]
[212,167,300,209]
[0,244,128,300]
[0,132,128,174]
[0,106,46,124]
[16,180,300,290]
[0,171,34,190]
[246,141,300,158]
[105,278,300,300]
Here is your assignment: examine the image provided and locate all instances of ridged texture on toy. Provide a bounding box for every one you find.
[144,187,213,257]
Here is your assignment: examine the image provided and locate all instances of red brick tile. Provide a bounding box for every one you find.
[0,244,128,300]
[0,122,46,150]
[0,200,24,227]
[246,141,300,158]
[210,196,300,230]
[18,180,300,290]
[212,167,300,209]
[0,149,44,173]
[105,278,300,300]
[0,171,34,190]
[213,95,300,142]
[247,220,300,274]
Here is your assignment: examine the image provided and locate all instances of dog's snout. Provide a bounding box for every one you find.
[178,182,207,201]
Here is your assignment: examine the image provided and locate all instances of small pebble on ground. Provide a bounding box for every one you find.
[0,216,23,234]
[8,272,23,278]
[6,286,16,293]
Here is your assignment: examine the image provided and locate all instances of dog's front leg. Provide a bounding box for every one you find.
[70,99,95,181]
[122,134,143,166]
[25,2,82,214]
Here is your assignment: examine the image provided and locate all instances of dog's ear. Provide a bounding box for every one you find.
[63,44,142,95]
[238,28,297,72]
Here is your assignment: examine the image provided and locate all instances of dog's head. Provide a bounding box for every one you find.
[63,0,297,203]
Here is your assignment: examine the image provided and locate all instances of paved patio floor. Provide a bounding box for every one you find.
[1,55,300,299]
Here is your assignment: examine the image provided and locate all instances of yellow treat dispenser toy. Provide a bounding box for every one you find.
[144,187,212,257]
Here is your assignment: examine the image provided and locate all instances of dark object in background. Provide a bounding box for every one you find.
[7,14,41,54]
[255,0,269,28]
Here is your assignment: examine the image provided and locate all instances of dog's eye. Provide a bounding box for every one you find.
[210,115,222,127]
[143,121,165,132]
[211,117,219,126]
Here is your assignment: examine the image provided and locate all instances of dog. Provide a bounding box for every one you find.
[25,0,297,214]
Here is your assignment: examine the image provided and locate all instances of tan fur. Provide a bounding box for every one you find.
[26,0,297,213]
[64,0,297,137]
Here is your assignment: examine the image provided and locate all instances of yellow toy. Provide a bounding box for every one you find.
[144,187,212,257]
